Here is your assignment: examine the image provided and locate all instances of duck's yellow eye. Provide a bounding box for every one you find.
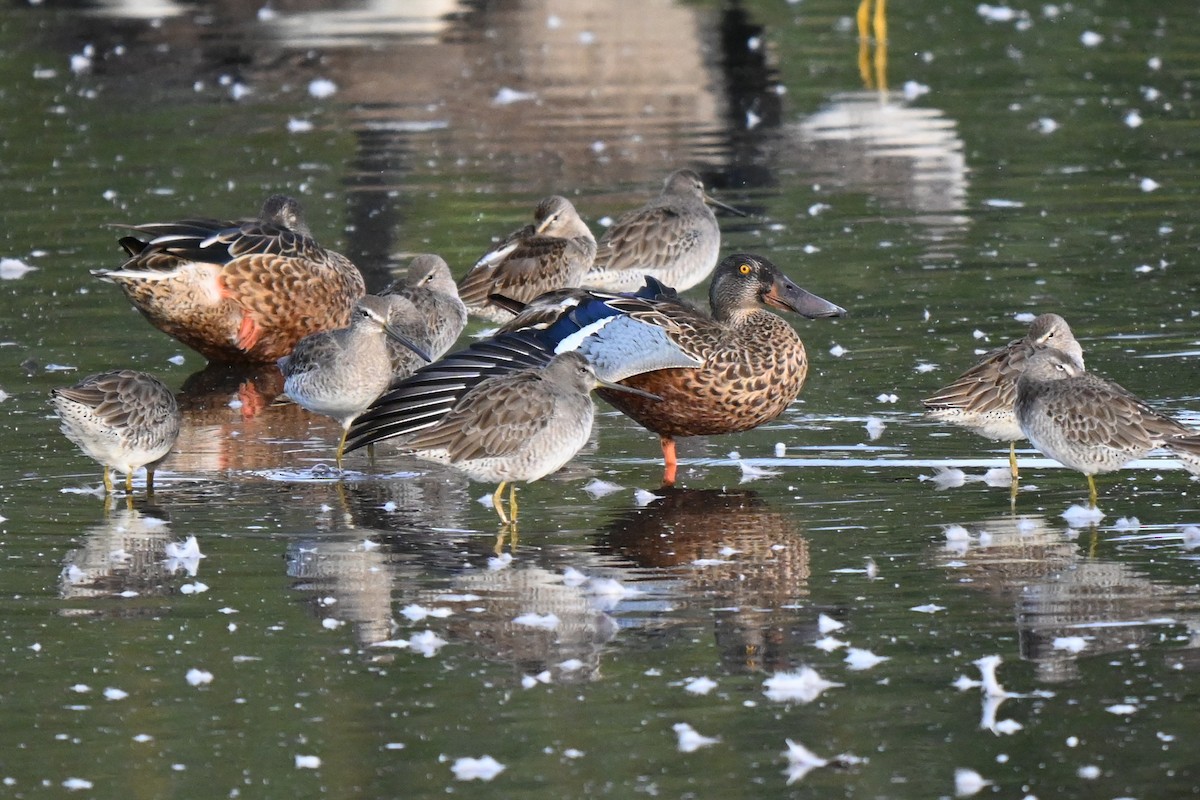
[738,263,752,275]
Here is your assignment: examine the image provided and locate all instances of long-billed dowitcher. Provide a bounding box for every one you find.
[501,253,845,486]
[347,350,656,524]
[94,195,366,364]
[457,195,596,323]
[1015,347,1200,507]
[51,370,182,494]
[381,253,467,379]
[279,295,432,469]
[923,313,1085,481]
[581,169,746,294]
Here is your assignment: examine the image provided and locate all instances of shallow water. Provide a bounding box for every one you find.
[2,0,1200,797]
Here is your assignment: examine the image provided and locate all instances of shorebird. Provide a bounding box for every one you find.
[95,194,365,364]
[279,295,431,469]
[458,195,596,322]
[923,313,1085,481]
[381,253,467,380]
[347,349,656,524]
[581,169,746,293]
[52,370,181,494]
[1015,346,1200,507]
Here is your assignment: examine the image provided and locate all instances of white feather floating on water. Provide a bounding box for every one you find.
[673,722,720,753]
[185,668,213,687]
[683,676,718,696]
[164,535,204,576]
[782,739,863,786]
[973,655,1007,697]
[954,767,992,797]
[582,479,623,498]
[763,667,844,703]
[782,739,827,784]
[451,755,506,781]
[1062,504,1105,526]
[513,612,560,630]
[0,258,36,280]
[634,489,664,507]
[845,648,889,671]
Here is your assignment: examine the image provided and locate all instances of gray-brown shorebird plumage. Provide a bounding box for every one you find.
[51,370,182,494]
[1015,346,1200,506]
[923,313,1085,480]
[94,195,366,364]
[279,295,431,469]
[347,347,656,524]
[581,169,746,293]
[458,195,596,323]
[381,253,467,380]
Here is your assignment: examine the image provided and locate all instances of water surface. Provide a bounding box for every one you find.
[2,1,1200,797]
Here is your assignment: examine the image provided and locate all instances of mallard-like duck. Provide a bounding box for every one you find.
[94,195,366,364]
[505,253,845,485]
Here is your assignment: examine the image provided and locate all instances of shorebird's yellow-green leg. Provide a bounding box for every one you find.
[102,466,114,495]
[1008,441,1019,481]
[857,0,888,90]
[336,428,349,470]
[492,481,510,525]
[1087,475,1099,509]
[124,470,134,493]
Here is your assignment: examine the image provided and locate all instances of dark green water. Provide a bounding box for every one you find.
[2,1,1199,797]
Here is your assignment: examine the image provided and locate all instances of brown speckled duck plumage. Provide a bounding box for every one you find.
[94,194,366,364]
[594,253,845,484]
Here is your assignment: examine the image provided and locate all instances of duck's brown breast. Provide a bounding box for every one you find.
[598,314,808,438]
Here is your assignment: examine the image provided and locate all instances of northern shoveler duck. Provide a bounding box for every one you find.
[458,195,596,323]
[1016,346,1200,507]
[279,295,431,470]
[346,349,656,524]
[381,253,467,380]
[51,369,181,495]
[94,194,366,364]
[581,169,746,294]
[922,313,1084,481]
[503,252,846,485]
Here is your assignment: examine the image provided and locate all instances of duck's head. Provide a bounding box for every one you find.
[710,254,846,321]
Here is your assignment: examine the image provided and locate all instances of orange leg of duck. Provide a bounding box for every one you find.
[220,277,264,354]
[660,436,678,487]
[234,312,263,354]
[236,379,269,419]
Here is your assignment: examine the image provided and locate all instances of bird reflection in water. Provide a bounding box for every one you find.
[771,0,969,259]
[59,499,199,609]
[597,487,816,673]
[283,476,475,653]
[172,362,327,477]
[940,515,1200,683]
[426,562,620,684]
